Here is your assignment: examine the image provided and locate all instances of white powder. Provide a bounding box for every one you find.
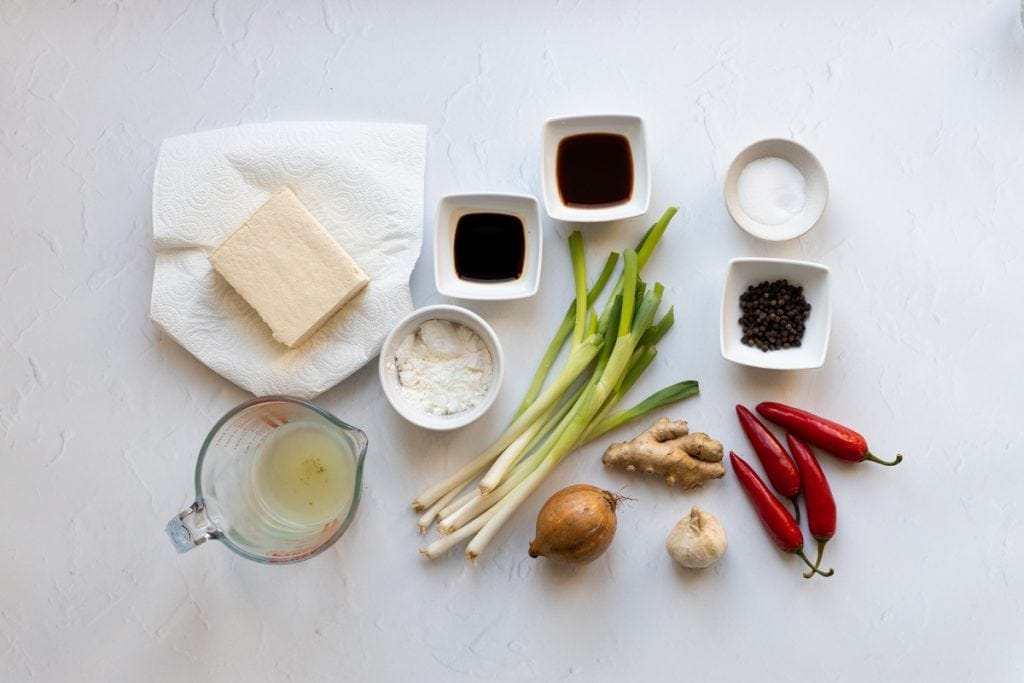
[394,319,494,416]
[736,157,807,226]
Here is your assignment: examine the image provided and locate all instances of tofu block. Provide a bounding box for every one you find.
[209,188,369,348]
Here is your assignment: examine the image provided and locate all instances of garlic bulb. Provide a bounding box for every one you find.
[666,506,727,569]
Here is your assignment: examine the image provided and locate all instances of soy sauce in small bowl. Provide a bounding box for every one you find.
[434,193,542,301]
[556,133,634,208]
[453,213,525,283]
[541,114,650,223]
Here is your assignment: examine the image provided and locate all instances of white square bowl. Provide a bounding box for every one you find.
[541,114,650,222]
[434,193,543,300]
[720,257,832,370]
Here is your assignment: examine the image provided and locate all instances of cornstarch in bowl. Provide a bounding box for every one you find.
[395,319,494,416]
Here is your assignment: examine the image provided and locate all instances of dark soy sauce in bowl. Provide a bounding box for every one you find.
[556,133,634,207]
[453,212,526,283]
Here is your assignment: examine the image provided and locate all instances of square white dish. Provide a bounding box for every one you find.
[434,193,542,300]
[541,114,650,222]
[720,257,831,370]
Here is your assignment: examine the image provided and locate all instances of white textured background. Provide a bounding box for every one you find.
[2,1,1023,680]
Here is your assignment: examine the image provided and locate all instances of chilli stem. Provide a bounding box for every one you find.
[796,549,834,578]
[863,451,903,466]
[807,538,831,577]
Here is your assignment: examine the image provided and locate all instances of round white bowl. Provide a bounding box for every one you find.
[378,305,504,430]
[724,138,828,242]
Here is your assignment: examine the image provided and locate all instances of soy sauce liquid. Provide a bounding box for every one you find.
[556,133,634,207]
[453,212,525,283]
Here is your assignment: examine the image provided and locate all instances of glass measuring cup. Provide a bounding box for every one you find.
[166,396,367,564]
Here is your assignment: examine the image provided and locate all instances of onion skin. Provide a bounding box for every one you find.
[528,484,619,565]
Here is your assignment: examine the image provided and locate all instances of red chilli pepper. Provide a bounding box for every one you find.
[756,402,903,467]
[736,404,801,522]
[730,452,831,578]
[787,433,836,577]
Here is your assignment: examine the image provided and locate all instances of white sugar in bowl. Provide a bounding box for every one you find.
[724,138,828,242]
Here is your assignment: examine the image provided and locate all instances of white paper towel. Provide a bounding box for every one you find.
[150,121,427,398]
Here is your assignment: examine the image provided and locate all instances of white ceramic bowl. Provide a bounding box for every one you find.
[434,193,542,300]
[724,138,828,241]
[541,114,651,222]
[720,257,831,370]
[378,305,504,430]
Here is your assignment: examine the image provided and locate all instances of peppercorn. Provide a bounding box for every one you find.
[738,279,811,352]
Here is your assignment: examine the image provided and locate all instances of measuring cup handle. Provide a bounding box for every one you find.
[165,501,218,553]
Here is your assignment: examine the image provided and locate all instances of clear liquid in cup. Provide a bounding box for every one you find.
[251,421,356,527]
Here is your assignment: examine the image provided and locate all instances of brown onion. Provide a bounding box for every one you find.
[528,484,621,565]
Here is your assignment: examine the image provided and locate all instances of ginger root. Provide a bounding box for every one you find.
[601,417,724,489]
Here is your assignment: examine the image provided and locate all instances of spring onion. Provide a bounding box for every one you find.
[414,207,700,561]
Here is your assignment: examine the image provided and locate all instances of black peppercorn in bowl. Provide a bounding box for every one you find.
[720,257,831,370]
